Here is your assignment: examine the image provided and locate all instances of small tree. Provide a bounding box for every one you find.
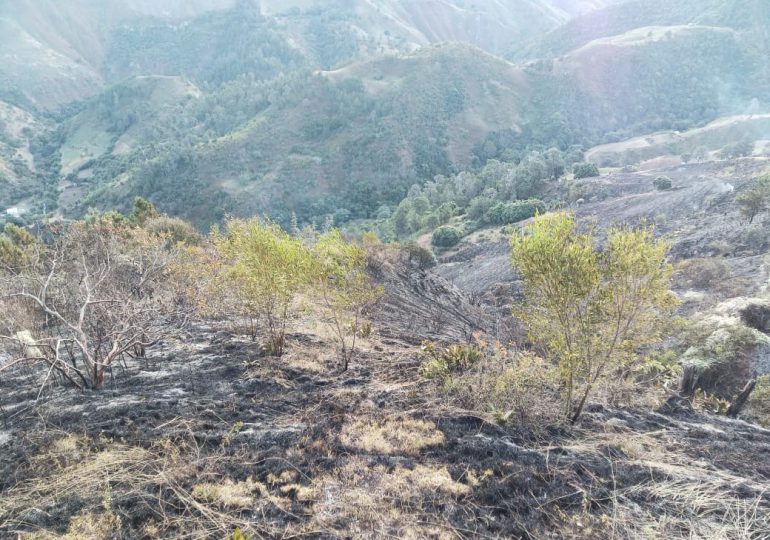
[573,163,600,179]
[653,176,673,191]
[432,226,461,247]
[130,197,160,225]
[510,212,677,422]
[737,174,770,224]
[486,199,545,225]
[212,218,313,355]
[312,230,383,371]
[693,146,709,162]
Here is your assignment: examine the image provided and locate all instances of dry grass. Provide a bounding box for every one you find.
[0,432,290,539]
[339,417,445,455]
[312,457,470,538]
[192,478,266,509]
[549,421,770,540]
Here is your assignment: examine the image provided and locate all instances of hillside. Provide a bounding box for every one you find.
[1,224,769,537]
[1,0,768,230]
[61,22,762,228]
[585,114,770,166]
[48,44,530,226]
[512,0,770,60]
[0,0,235,110]
[0,0,595,110]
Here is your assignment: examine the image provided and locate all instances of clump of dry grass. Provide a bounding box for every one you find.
[339,417,445,455]
[421,340,564,428]
[311,457,470,538]
[192,478,266,509]
[0,432,289,539]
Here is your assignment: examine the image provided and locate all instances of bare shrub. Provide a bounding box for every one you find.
[676,257,730,290]
[0,220,186,390]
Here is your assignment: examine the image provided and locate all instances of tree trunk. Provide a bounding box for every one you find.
[726,379,756,418]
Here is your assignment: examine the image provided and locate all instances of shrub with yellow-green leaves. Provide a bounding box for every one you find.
[212,217,315,355]
[312,230,384,371]
[510,212,678,422]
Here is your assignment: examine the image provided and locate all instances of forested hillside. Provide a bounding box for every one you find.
[1,0,768,230]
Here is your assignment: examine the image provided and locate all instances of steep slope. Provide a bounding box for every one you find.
[586,114,770,166]
[257,0,625,58]
[513,0,770,60]
[0,100,47,214]
[0,0,627,112]
[51,24,767,228]
[0,0,235,110]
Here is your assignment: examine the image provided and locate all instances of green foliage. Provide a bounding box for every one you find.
[403,243,437,269]
[653,176,673,191]
[104,2,305,86]
[431,226,461,248]
[130,197,160,226]
[737,174,770,224]
[510,212,677,422]
[0,224,36,270]
[144,216,202,246]
[718,138,754,160]
[745,375,770,426]
[213,218,314,355]
[680,322,763,398]
[312,230,384,370]
[486,199,545,225]
[572,163,600,179]
[418,342,482,381]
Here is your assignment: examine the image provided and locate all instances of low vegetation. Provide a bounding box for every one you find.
[510,212,678,422]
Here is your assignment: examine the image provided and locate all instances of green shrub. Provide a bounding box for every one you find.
[486,199,545,225]
[572,163,600,179]
[419,342,482,380]
[653,176,673,191]
[431,226,461,247]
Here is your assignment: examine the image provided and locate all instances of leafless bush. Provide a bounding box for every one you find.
[0,220,187,390]
[675,257,730,290]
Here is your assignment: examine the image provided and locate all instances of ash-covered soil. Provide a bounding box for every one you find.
[2,286,770,539]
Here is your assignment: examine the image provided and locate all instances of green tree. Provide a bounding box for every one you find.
[573,163,600,179]
[543,147,566,179]
[392,200,413,237]
[486,199,545,225]
[693,146,709,162]
[653,176,673,191]
[432,226,461,247]
[312,230,384,371]
[213,218,314,355]
[737,174,770,224]
[513,152,548,199]
[510,212,677,422]
[130,197,160,225]
[0,223,36,270]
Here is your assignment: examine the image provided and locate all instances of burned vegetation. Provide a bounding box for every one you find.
[0,199,769,539]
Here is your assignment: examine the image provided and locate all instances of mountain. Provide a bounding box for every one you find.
[71,44,531,225]
[1,0,769,231]
[0,0,627,110]
[512,0,770,60]
[0,0,235,110]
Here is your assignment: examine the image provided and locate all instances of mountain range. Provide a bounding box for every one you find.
[0,0,768,227]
